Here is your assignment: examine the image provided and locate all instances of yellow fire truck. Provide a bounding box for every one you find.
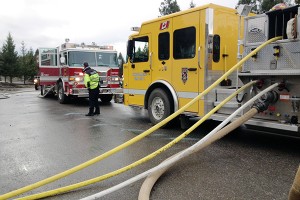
[124,3,300,137]
[123,4,241,126]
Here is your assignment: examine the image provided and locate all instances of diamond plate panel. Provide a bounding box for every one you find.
[243,41,300,73]
[245,16,267,44]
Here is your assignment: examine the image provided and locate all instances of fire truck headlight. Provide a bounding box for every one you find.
[75,77,81,82]
[112,77,119,81]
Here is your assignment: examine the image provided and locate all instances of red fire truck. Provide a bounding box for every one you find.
[38,40,122,103]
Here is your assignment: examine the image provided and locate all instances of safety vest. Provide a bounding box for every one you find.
[84,71,99,89]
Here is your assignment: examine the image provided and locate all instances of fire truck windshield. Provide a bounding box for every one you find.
[68,51,118,67]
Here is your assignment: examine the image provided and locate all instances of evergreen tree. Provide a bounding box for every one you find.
[261,0,283,12]
[159,0,180,16]
[18,41,37,84]
[190,0,196,8]
[142,43,148,55]
[237,0,260,13]
[296,0,300,4]
[1,33,18,83]
[34,49,39,75]
[19,41,27,83]
[136,46,143,59]
[34,49,39,59]
[0,50,3,82]
[25,48,38,81]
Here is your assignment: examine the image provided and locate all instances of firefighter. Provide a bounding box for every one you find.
[83,62,100,116]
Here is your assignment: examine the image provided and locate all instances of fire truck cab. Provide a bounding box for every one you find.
[124,4,241,126]
[38,40,122,103]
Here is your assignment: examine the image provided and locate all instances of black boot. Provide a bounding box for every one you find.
[94,107,100,115]
[86,108,94,116]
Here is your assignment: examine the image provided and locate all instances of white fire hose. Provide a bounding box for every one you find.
[81,83,279,200]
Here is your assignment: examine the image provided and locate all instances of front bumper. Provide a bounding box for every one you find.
[71,87,123,98]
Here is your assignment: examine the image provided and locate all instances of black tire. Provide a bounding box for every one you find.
[41,85,45,96]
[148,88,172,126]
[100,94,113,103]
[57,82,68,104]
[35,84,39,90]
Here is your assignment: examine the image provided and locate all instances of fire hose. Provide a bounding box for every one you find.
[0,37,281,200]
[289,165,300,200]
[0,93,10,99]
[81,83,279,200]
[17,81,256,200]
[138,86,279,200]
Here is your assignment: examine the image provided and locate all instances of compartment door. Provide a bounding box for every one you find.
[172,11,201,113]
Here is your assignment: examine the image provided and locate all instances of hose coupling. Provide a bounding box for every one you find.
[253,90,279,112]
[278,81,289,92]
[252,101,269,113]
[256,80,264,89]
[260,91,279,103]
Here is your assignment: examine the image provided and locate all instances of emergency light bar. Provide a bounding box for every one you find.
[131,27,140,31]
[61,43,113,50]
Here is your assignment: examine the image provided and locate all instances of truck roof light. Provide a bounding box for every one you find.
[131,27,140,31]
[237,4,252,16]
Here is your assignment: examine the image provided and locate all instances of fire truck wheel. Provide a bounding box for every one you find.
[57,82,68,104]
[100,94,113,103]
[148,88,172,126]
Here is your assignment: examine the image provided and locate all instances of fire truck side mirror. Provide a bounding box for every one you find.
[127,40,134,61]
[60,57,66,65]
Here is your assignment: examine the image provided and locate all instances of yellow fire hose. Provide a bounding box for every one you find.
[0,36,281,200]
[17,82,256,200]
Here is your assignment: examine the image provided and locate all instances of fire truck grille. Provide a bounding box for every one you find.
[99,71,107,76]
[98,71,107,86]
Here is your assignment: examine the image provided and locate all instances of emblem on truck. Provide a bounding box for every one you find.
[249,27,262,33]
[160,21,170,30]
[182,68,188,84]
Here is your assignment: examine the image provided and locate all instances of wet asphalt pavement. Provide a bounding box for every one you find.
[0,88,300,200]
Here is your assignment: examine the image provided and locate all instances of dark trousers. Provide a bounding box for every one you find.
[88,87,100,114]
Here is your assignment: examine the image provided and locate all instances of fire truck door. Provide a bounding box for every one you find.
[127,35,151,106]
[172,12,200,113]
[39,47,59,85]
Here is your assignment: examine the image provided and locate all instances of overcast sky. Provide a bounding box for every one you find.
[0,0,238,56]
